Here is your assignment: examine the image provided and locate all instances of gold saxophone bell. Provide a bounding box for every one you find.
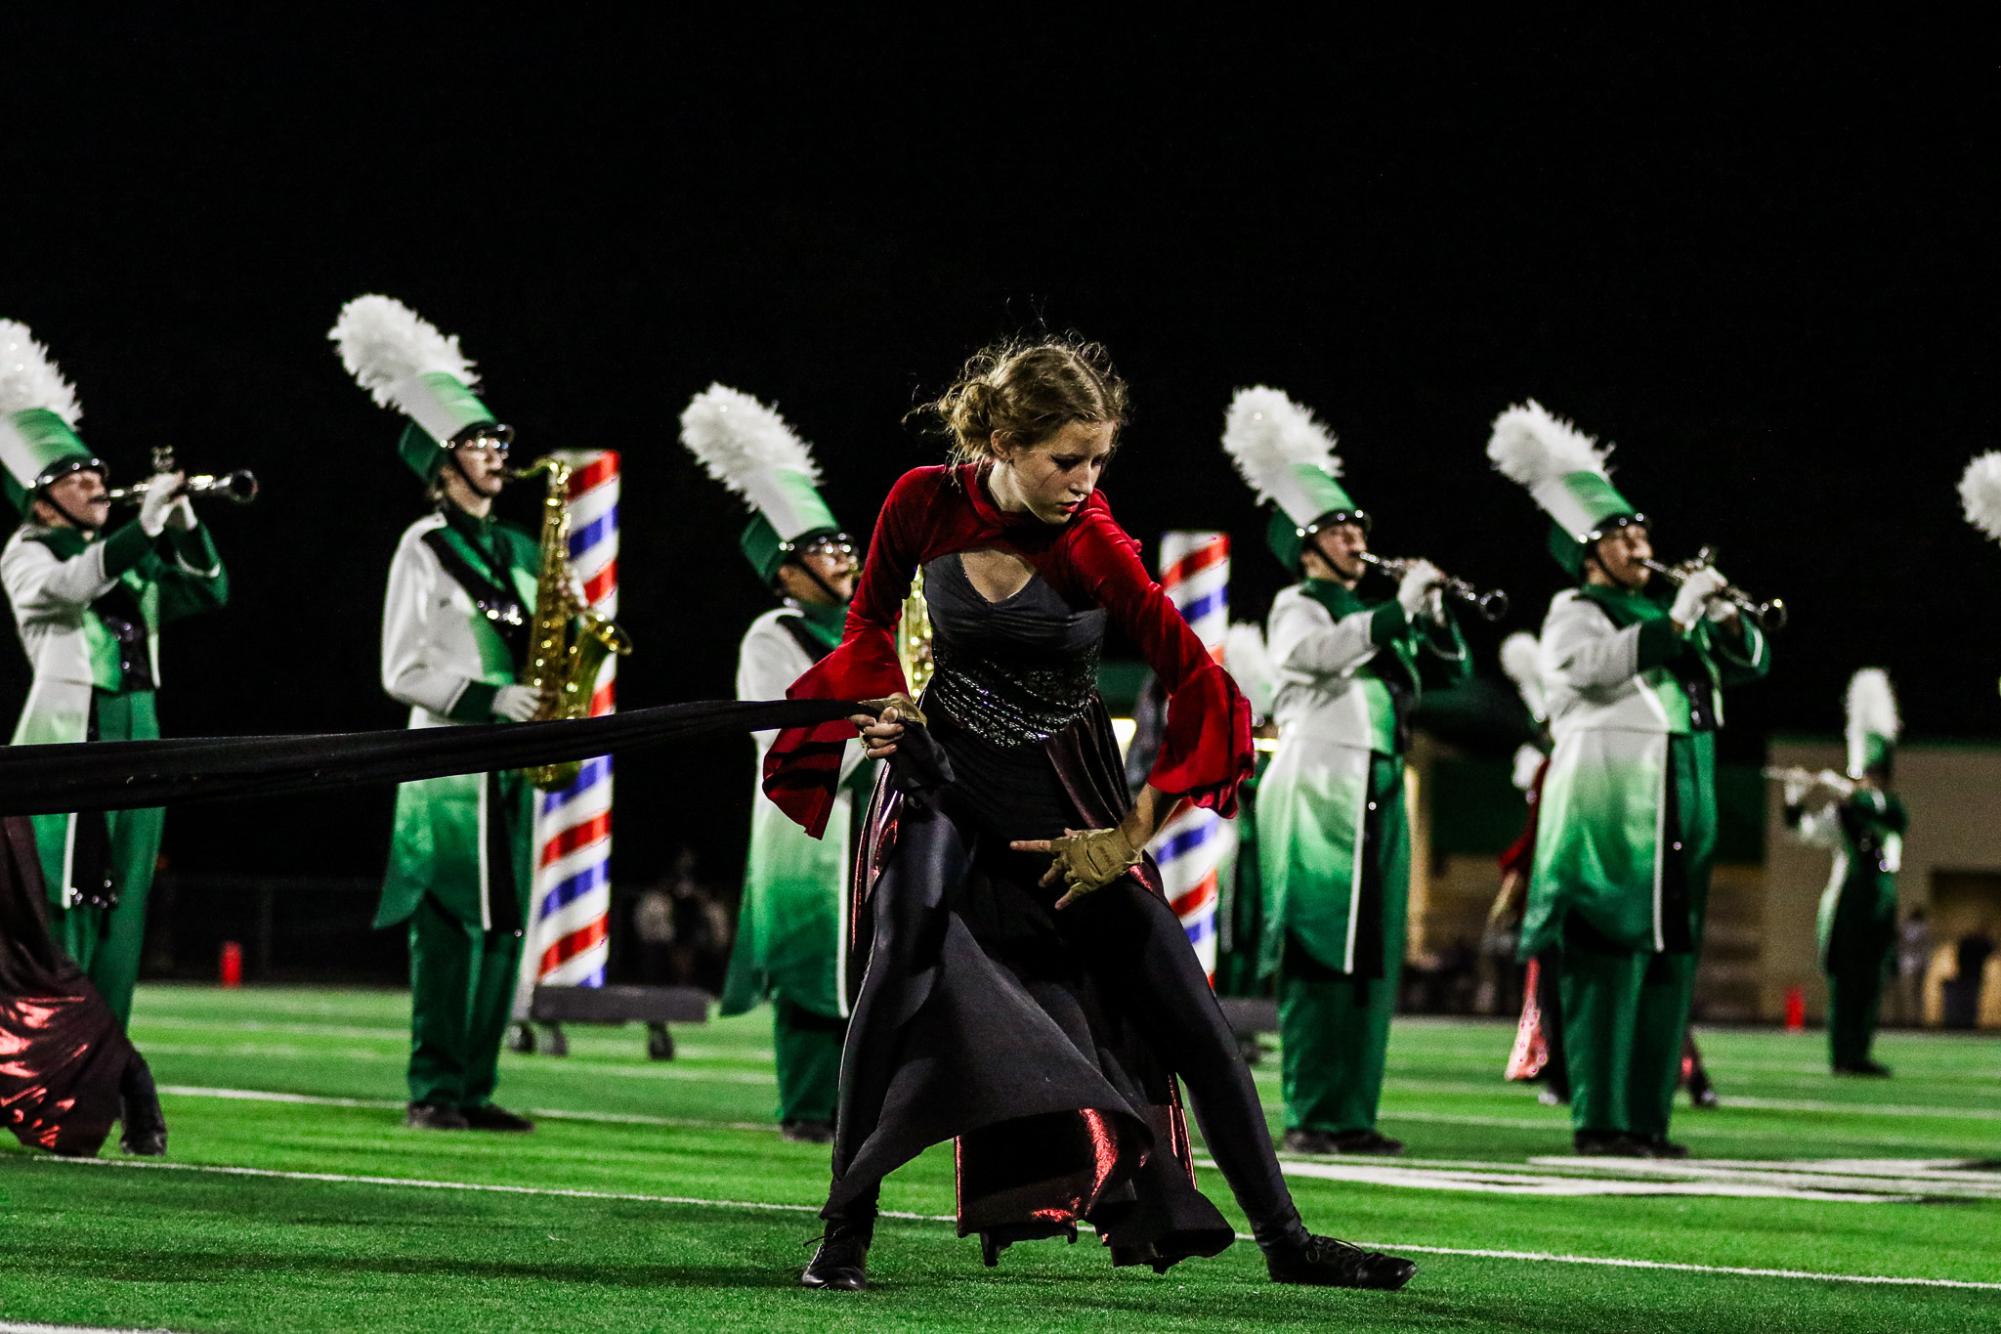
[515,454,634,790]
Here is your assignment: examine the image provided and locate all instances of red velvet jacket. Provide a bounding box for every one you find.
[762,464,1253,837]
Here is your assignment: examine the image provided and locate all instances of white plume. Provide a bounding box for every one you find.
[329,295,478,408]
[678,383,821,504]
[1959,451,2001,543]
[1845,668,1900,743]
[1499,631,1547,722]
[1221,386,1341,501]
[1223,620,1277,718]
[1486,399,1610,486]
[0,320,82,425]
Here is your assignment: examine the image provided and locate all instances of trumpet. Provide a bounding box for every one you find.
[1356,551,1510,622]
[107,470,260,507]
[1762,765,1855,800]
[1639,545,1786,631]
[105,446,259,507]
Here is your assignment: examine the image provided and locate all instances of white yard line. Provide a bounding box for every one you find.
[21,1155,2001,1293]
[160,1085,773,1134]
[138,1042,776,1085]
[0,1323,179,1334]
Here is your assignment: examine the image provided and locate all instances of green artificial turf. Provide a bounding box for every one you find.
[1,985,1996,1332]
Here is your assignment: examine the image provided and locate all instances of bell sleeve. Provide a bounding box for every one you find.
[1063,504,1253,818]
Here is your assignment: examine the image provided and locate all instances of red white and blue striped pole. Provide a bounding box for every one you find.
[522,450,619,999]
[1151,529,1233,978]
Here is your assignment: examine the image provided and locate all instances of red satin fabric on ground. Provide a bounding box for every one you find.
[0,816,133,1156]
[764,464,1253,837]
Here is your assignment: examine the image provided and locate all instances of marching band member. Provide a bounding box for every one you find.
[1783,669,1905,1076]
[1222,387,1469,1157]
[1488,401,1769,1157]
[0,321,227,1048]
[333,296,541,1134]
[680,384,870,1144]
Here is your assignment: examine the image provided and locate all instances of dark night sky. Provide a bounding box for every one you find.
[2,17,1995,887]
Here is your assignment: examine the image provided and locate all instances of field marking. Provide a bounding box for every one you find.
[1261,1158,1916,1203]
[19,1155,2001,1293]
[0,1323,180,1334]
[137,1042,777,1086]
[134,1016,773,1062]
[160,1085,773,1134]
[1515,1156,2001,1200]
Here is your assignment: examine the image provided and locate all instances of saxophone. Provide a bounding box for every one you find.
[515,454,634,789]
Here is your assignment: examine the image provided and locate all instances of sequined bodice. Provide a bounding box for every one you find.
[922,553,1105,747]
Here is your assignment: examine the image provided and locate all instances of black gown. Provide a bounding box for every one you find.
[0,815,157,1156]
[828,554,1303,1269]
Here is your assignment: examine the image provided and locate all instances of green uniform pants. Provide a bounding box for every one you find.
[1828,967,1886,1070]
[773,997,844,1124]
[407,894,524,1109]
[1276,754,1408,1135]
[1559,923,1697,1139]
[43,691,164,1030]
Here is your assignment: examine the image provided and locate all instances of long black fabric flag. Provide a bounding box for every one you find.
[0,699,853,816]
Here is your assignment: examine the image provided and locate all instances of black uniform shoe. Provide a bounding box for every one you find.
[781,1119,835,1144]
[120,1123,168,1156]
[1267,1234,1417,1290]
[1639,1134,1689,1159]
[1329,1129,1405,1156]
[406,1102,470,1130]
[461,1103,535,1132]
[1833,1060,1892,1078]
[1573,1130,1647,1157]
[801,1219,872,1291]
[1279,1129,1338,1155]
[1688,1069,1721,1108]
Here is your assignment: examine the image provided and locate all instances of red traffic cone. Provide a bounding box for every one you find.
[1784,983,1805,1032]
[220,941,243,988]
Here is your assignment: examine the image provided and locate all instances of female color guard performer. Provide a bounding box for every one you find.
[761,337,1416,1294]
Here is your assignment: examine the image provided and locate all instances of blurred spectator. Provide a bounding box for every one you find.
[1895,908,1929,1025]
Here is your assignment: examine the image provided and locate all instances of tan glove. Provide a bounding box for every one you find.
[1045,826,1142,908]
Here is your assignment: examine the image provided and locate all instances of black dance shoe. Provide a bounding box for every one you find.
[801,1219,872,1291]
[118,1056,168,1156]
[781,1119,835,1144]
[406,1102,470,1130]
[1267,1235,1417,1290]
[1639,1134,1689,1160]
[1279,1129,1338,1155]
[119,1122,168,1157]
[1329,1129,1405,1156]
[461,1103,535,1132]
[1572,1130,1647,1157]
[1687,1069,1721,1108]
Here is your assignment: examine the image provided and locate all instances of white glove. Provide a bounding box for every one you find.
[491,684,544,722]
[1424,584,1449,626]
[1703,569,1737,622]
[1396,560,1444,616]
[1511,744,1544,793]
[1668,568,1726,627]
[138,473,183,537]
[165,495,198,532]
[1782,776,1811,806]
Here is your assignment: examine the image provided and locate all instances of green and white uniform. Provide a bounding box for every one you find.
[1525,585,1770,1136]
[0,330,228,1029]
[1,518,226,1027]
[334,295,541,1114]
[1796,792,1904,1070]
[680,383,869,1129]
[1257,579,1468,1134]
[1789,670,1903,1072]
[721,600,868,1124]
[379,496,541,1111]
